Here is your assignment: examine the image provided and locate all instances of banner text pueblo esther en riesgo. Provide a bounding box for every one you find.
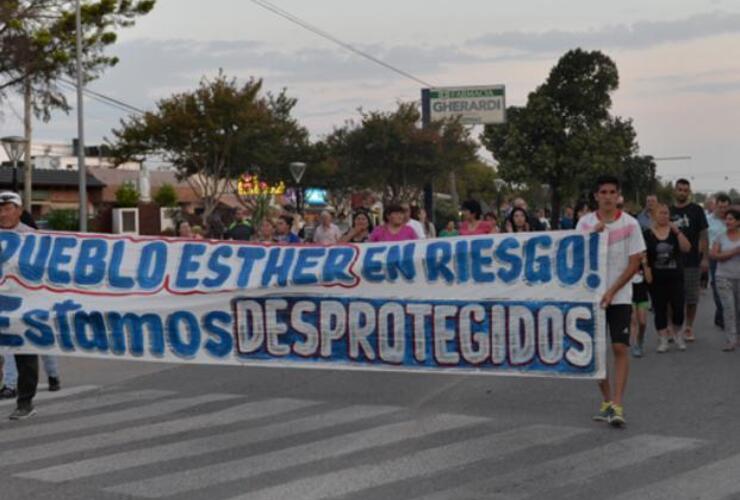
[0,230,607,379]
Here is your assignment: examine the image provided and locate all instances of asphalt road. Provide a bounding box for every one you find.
[1,291,739,500]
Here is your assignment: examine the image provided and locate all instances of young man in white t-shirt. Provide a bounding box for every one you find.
[576,176,646,427]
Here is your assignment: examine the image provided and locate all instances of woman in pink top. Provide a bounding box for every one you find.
[369,204,418,242]
[459,200,493,236]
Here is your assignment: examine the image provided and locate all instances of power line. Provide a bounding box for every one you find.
[249,0,434,88]
[59,78,145,115]
[56,80,133,115]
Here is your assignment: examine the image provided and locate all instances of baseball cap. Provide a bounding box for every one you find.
[0,191,22,207]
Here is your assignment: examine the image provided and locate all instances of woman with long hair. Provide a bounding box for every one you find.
[710,207,740,351]
[411,207,436,239]
[644,203,691,353]
[506,207,530,233]
[341,210,374,243]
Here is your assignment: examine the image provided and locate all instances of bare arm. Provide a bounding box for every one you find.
[710,239,740,262]
[700,228,709,270]
[640,253,653,284]
[671,224,692,253]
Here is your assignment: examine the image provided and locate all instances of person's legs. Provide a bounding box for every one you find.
[710,260,724,328]
[734,279,740,341]
[598,305,631,426]
[611,343,630,406]
[683,267,701,341]
[13,354,38,411]
[650,281,671,352]
[716,277,737,349]
[42,355,61,391]
[630,304,648,357]
[2,353,18,389]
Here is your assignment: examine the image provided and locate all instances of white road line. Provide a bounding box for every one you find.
[420,434,703,500]
[0,393,237,444]
[0,385,99,408]
[1,398,316,467]
[18,404,400,481]
[610,452,740,500]
[227,424,589,500]
[105,413,491,498]
[1,389,172,417]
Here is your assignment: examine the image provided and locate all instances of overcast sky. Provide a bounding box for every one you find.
[1,0,739,192]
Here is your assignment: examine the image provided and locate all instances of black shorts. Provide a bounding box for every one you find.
[632,282,649,306]
[606,304,632,346]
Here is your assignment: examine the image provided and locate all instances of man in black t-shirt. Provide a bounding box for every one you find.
[670,178,709,342]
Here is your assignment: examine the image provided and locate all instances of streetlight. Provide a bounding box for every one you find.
[1,135,28,193]
[289,162,307,213]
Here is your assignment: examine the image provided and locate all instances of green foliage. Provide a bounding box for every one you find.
[45,209,79,231]
[115,181,139,207]
[0,1,155,118]
[433,198,459,231]
[108,72,310,225]
[153,183,178,207]
[481,49,650,226]
[321,102,477,203]
[453,161,498,205]
[110,72,308,225]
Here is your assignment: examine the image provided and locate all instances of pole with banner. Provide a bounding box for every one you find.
[421,85,507,223]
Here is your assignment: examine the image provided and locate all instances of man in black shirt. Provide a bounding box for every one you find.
[670,178,709,342]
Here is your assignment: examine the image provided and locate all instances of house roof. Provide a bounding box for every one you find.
[0,166,105,188]
[89,167,209,204]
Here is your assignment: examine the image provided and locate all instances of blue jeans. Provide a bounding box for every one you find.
[711,259,724,327]
[2,353,59,389]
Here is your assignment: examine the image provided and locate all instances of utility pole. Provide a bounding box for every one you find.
[23,80,32,212]
[76,0,87,231]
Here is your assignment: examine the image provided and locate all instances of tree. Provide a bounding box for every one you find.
[481,49,650,228]
[115,181,139,207]
[1,0,154,209]
[110,72,307,227]
[452,161,498,205]
[1,1,154,97]
[323,102,477,203]
[153,183,178,207]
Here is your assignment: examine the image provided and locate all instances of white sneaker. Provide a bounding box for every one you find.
[676,334,687,351]
[657,337,669,353]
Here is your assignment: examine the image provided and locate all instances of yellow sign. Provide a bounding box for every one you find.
[237,174,286,196]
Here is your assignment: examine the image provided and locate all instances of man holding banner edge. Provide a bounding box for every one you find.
[576,176,646,427]
[0,191,39,420]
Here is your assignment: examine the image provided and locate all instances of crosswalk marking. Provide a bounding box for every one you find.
[609,452,740,500]
[104,412,490,498]
[225,424,589,500]
[17,404,400,481]
[0,397,315,467]
[3,389,172,418]
[0,385,99,408]
[0,393,237,444]
[419,434,703,500]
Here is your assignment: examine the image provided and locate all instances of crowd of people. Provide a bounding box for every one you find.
[0,175,738,423]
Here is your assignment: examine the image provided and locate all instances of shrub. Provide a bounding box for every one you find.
[46,209,79,231]
[115,182,140,207]
[154,183,178,207]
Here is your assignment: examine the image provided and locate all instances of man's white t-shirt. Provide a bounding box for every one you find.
[312,223,342,244]
[576,211,646,305]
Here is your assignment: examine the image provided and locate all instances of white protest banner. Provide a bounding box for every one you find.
[0,229,607,379]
